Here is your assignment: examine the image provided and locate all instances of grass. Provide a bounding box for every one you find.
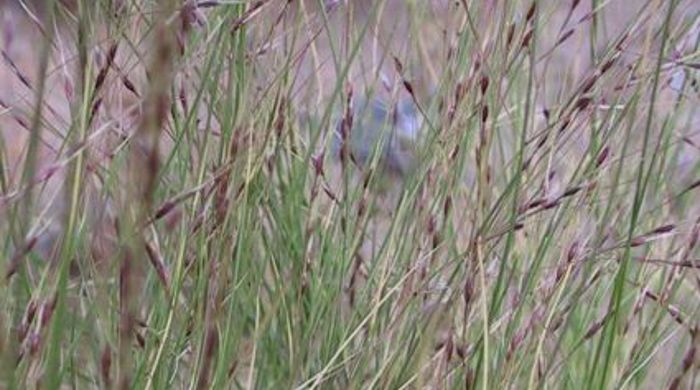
[0,0,699,388]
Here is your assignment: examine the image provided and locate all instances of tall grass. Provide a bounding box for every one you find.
[0,0,698,388]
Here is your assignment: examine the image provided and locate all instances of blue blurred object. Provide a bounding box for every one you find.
[333,96,423,177]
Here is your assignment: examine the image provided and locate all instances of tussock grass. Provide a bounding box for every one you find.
[0,0,699,388]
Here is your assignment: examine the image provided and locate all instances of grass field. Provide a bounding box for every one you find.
[0,0,699,388]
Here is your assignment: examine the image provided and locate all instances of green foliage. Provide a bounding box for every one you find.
[0,0,698,388]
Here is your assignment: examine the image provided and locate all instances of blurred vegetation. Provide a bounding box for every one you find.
[0,0,698,388]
